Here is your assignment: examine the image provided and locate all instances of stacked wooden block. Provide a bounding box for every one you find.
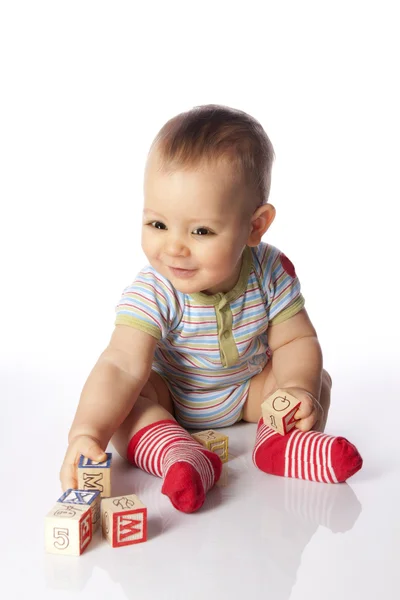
[45,452,147,555]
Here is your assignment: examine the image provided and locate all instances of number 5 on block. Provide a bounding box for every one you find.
[261,389,301,435]
[44,504,92,556]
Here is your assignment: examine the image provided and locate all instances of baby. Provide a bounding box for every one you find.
[60,104,363,513]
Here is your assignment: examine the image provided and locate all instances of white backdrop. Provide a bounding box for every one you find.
[1,3,399,599]
[2,0,399,434]
[1,0,399,433]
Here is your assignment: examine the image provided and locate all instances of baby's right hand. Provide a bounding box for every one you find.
[59,434,107,492]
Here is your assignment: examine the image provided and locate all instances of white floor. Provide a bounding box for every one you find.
[2,367,398,600]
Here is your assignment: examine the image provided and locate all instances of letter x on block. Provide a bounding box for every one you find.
[57,489,101,532]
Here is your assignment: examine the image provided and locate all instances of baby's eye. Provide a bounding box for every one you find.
[192,227,213,236]
[150,221,167,230]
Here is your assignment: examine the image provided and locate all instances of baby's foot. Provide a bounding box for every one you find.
[127,419,222,513]
[253,418,362,483]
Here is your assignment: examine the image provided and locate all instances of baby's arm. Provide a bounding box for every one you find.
[60,325,157,490]
[267,308,323,431]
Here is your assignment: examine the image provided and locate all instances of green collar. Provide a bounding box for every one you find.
[189,246,253,307]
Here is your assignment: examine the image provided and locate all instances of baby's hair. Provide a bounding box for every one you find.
[149,104,275,206]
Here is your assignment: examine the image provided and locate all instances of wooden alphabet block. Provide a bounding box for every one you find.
[101,494,147,548]
[77,452,112,498]
[192,430,229,463]
[57,489,101,532]
[45,503,92,555]
[261,389,301,435]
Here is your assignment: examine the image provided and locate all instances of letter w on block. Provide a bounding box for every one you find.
[101,494,147,548]
[117,514,145,544]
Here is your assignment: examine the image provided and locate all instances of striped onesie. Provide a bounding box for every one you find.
[115,242,305,430]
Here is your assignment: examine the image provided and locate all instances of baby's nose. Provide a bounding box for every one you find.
[164,236,189,257]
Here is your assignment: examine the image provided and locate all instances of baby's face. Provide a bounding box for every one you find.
[142,152,254,295]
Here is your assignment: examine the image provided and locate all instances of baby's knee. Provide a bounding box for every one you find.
[322,368,332,390]
[314,369,332,432]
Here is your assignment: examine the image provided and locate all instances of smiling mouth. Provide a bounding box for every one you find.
[169,266,194,270]
[168,266,197,279]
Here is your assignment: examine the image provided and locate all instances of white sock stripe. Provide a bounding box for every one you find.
[135,423,192,454]
[135,429,171,471]
[135,425,192,456]
[297,428,310,479]
[326,437,338,483]
[129,422,219,491]
[315,435,325,482]
[135,426,194,475]
[163,447,214,490]
[136,432,175,475]
[295,431,308,480]
[320,436,331,483]
[254,419,354,485]
[136,433,166,475]
[284,429,301,477]
[309,432,323,481]
[150,435,200,475]
[253,422,279,458]
[291,431,323,482]
[302,431,323,482]
[308,434,320,482]
[255,429,277,452]
[302,431,314,481]
[163,444,210,464]
[291,430,303,478]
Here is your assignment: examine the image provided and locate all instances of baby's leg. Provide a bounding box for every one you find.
[111,372,221,513]
[242,364,362,483]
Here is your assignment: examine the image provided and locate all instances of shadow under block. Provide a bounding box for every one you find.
[192,430,229,463]
[101,494,147,548]
[57,489,101,533]
[261,389,301,435]
[77,453,112,498]
[45,504,92,555]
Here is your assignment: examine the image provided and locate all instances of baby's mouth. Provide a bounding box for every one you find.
[168,266,197,279]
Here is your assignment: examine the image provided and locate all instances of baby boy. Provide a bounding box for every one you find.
[60,104,363,512]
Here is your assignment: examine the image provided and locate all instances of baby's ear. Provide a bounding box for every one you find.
[247,204,276,246]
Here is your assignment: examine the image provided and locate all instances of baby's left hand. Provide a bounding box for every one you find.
[282,387,323,432]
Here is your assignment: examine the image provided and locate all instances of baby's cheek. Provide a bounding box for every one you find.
[203,245,227,265]
[141,231,151,254]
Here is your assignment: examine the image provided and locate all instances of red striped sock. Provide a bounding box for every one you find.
[252,418,363,483]
[127,419,222,513]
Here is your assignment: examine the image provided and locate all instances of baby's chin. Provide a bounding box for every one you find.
[163,272,215,296]
[167,278,204,295]
[170,281,224,297]
[149,260,221,295]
